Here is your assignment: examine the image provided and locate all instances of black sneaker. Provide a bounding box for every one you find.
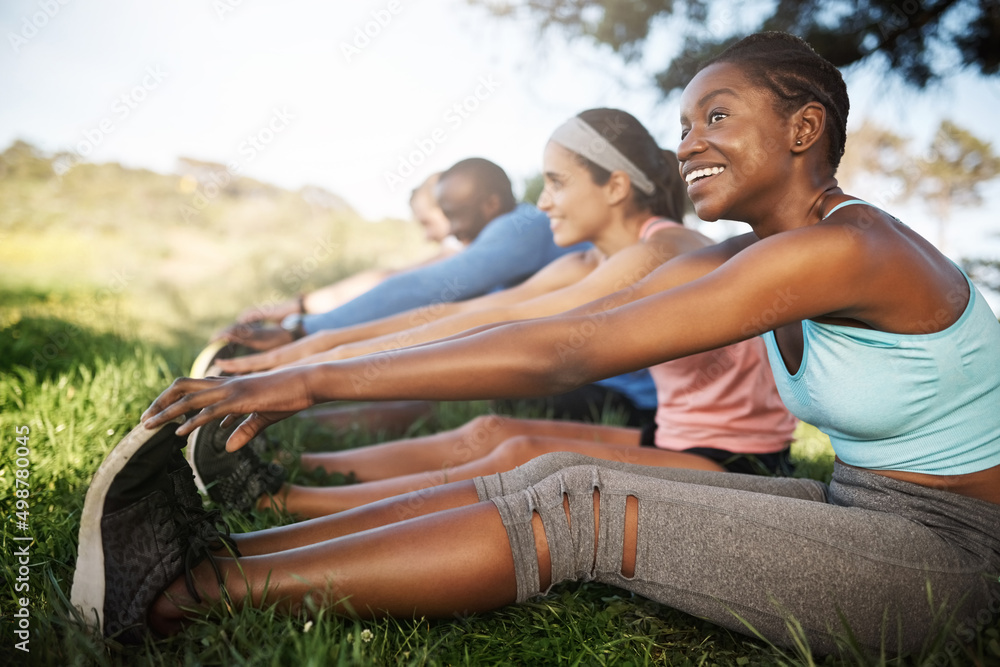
[187,418,286,513]
[71,419,237,643]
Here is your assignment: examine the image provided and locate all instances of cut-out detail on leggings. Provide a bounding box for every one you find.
[592,488,601,573]
[562,492,571,530]
[530,509,551,591]
[621,494,638,579]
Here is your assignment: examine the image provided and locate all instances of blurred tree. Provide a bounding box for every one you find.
[522,172,545,204]
[962,258,1000,293]
[0,140,55,181]
[471,0,999,95]
[838,121,909,189]
[839,119,1000,253]
[903,120,1000,251]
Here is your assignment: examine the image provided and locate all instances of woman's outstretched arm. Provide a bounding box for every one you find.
[277,235,709,367]
[142,226,864,451]
[236,232,759,371]
[216,251,595,373]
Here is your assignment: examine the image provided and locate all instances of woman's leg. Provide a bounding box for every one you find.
[297,401,437,440]
[100,434,997,652]
[150,498,524,636]
[267,434,723,518]
[480,454,999,656]
[299,415,642,480]
[149,454,825,638]
[233,480,482,556]
[244,451,815,557]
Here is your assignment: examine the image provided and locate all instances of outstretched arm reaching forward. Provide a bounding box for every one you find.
[215,249,595,373]
[143,225,873,452]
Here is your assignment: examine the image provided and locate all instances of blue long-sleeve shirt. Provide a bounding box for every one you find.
[303,203,586,333]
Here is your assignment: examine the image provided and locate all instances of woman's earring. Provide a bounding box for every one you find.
[795,140,803,146]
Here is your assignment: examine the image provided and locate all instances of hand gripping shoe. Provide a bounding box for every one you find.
[71,418,238,643]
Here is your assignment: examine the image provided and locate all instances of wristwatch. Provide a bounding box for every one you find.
[280,313,306,340]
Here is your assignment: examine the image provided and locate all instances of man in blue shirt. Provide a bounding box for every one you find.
[300,158,588,335]
[223,158,585,348]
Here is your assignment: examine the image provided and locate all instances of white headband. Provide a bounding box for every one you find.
[549,117,655,195]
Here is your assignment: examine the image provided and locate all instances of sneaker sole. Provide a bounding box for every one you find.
[186,422,213,495]
[188,339,232,379]
[70,417,185,635]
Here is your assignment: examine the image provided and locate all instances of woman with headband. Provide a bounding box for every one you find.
[76,34,999,653]
[184,108,796,517]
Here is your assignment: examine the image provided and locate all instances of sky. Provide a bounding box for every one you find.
[2,0,998,263]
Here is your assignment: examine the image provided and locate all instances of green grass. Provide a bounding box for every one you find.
[3,287,999,667]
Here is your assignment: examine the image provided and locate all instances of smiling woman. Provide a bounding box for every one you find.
[72,32,1000,657]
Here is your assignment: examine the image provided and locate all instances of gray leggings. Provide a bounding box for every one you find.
[474,453,1000,655]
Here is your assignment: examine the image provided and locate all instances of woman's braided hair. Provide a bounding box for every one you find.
[702,32,850,173]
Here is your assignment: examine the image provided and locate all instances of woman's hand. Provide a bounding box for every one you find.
[140,368,317,451]
[211,322,294,351]
[234,299,298,325]
[215,331,341,374]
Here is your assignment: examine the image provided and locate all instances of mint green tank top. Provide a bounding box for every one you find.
[762,201,1000,475]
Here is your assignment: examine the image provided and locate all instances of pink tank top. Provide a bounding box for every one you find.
[641,217,797,452]
[639,216,682,239]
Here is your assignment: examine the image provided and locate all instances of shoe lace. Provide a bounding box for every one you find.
[169,504,241,604]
